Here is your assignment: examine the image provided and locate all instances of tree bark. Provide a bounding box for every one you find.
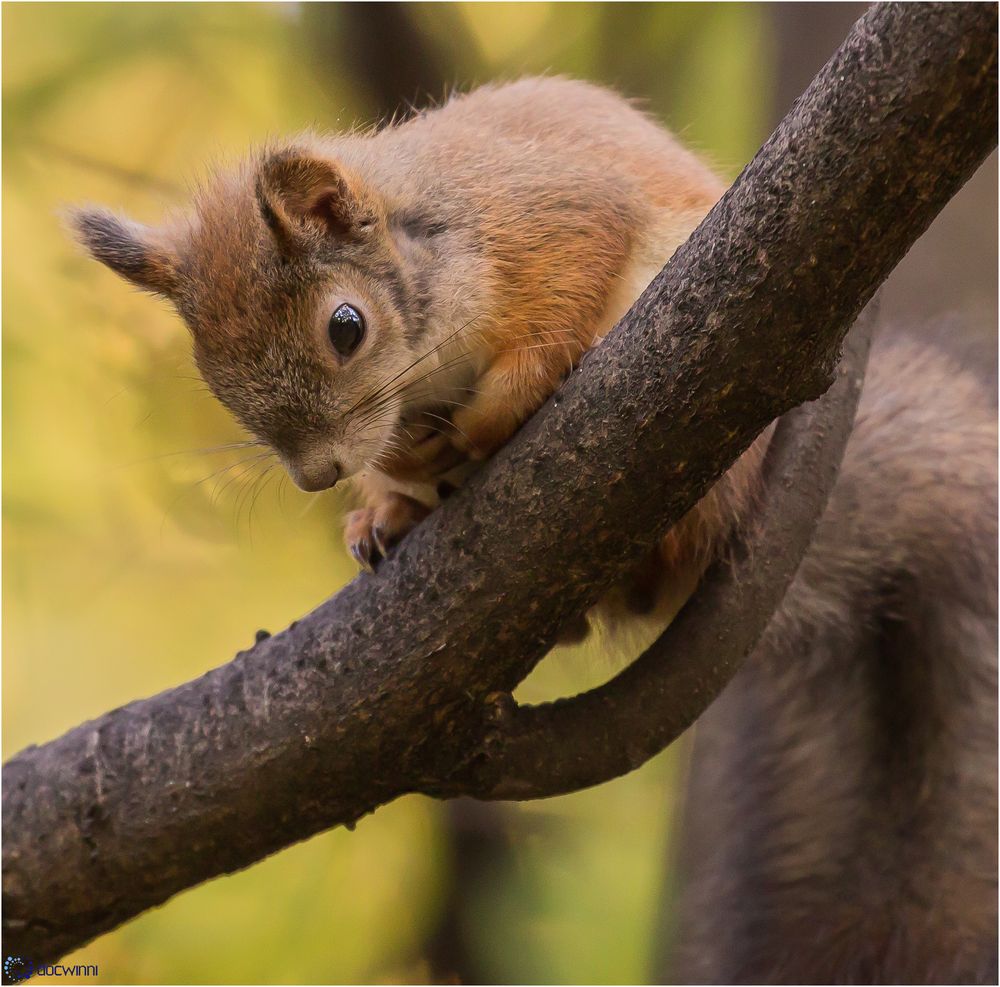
[3,1,996,967]
[440,313,871,800]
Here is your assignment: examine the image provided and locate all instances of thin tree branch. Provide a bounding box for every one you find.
[442,312,873,801]
[3,2,996,966]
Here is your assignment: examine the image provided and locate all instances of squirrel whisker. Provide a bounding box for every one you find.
[344,313,487,420]
[210,453,275,507]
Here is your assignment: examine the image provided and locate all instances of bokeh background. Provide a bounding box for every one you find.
[3,3,996,984]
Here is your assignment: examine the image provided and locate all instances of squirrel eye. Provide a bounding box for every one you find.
[328,303,366,358]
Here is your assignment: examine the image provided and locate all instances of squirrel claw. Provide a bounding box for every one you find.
[344,495,431,572]
[345,509,381,571]
[349,538,380,572]
[372,524,400,559]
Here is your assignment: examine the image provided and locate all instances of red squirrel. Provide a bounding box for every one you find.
[72,77,996,983]
[70,78,762,622]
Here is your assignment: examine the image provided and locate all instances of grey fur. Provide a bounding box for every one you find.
[671,333,998,984]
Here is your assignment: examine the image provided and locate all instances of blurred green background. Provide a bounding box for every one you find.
[3,3,995,984]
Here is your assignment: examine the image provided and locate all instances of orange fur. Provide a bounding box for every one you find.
[71,77,761,625]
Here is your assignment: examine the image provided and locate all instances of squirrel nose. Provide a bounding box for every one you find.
[289,459,341,492]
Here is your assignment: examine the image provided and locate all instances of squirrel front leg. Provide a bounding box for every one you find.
[346,316,602,565]
[450,345,576,459]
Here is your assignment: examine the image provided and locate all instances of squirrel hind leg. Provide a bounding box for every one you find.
[583,435,771,647]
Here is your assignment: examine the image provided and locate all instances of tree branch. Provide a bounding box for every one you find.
[445,312,873,801]
[3,1,996,966]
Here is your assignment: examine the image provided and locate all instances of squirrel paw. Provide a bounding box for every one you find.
[344,494,431,571]
[379,420,466,481]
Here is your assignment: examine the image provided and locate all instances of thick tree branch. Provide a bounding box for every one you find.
[447,314,872,801]
[3,2,996,966]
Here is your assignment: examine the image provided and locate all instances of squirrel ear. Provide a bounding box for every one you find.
[255,150,360,249]
[68,208,180,297]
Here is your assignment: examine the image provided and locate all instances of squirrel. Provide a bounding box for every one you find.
[69,77,763,624]
[71,77,996,982]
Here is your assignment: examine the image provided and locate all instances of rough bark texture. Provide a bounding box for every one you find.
[3,1,996,967]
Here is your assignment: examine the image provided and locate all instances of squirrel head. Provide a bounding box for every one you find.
[70,145,428,490]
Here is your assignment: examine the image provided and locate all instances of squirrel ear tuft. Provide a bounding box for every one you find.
[68,208,180,297]
[255,150,360,250]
